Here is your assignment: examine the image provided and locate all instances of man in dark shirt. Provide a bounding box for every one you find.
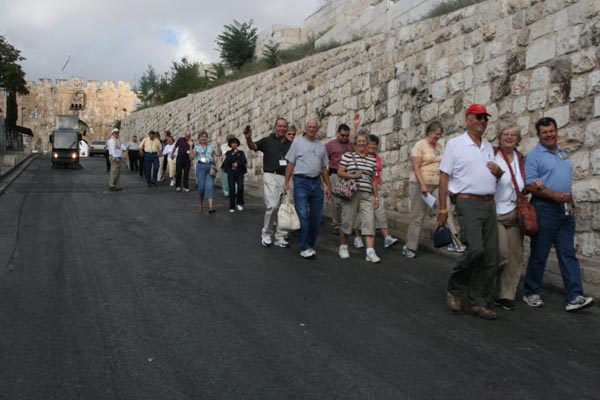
[244,117,292,247]
[172,130,194,192]
[325,122,354,234]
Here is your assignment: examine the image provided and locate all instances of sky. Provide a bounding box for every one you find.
[0,0,322,86]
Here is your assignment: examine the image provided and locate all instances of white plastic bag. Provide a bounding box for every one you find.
[277,194,300,231]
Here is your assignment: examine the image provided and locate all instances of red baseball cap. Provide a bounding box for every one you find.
[465,104,491,116]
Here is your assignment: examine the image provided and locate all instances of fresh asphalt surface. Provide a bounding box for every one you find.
[0,156,599,400]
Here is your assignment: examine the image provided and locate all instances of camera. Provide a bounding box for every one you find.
[244,125,251,134]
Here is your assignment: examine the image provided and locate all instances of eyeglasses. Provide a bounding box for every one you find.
[339,134,349,138]
[471,115,489,122]
[287,133,296,136]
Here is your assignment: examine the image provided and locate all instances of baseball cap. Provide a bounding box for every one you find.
[111,128,120,133]
[465,104,491,116]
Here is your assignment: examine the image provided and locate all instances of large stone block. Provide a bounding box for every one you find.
[588,70,600,95]
[584,120,600,147]
[474,84,491,104]
[573,178,600,202]
[528,90,548,111]
[430,79,448,102]
[569,76,588,102]
[595,96,600,117]
[530,66,551,90]
[591,149,600,175]
[526,36,557,69]
[571,151,590,180]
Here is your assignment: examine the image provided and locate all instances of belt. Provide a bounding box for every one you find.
[294,174,320,181]
[456,193,494,201]
[265,170,285,176]
[146,152,157,154]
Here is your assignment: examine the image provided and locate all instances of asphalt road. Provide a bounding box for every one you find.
[1,156,599,400]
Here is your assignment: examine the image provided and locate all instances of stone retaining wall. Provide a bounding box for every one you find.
[122,0,600,264]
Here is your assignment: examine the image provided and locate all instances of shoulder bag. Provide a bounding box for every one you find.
[332,153,359,201]
[499,148,538,236]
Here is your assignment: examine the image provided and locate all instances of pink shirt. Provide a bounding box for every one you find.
[325,139,354,169]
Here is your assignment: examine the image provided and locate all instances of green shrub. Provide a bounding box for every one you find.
[423,0,485,19]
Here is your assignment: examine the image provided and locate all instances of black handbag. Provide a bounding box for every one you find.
[432,226,453,248]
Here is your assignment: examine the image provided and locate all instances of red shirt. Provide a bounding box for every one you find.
[325,139,354,169]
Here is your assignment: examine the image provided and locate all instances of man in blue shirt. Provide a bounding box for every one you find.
[523,117,594,312]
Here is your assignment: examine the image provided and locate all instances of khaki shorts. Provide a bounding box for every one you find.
[355,195,387,230]
[342,191,375,236]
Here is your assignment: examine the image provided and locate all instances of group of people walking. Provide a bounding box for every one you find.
[105,102,594,319]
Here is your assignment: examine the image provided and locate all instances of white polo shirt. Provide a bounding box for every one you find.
[439,131,496,195]
[495,150,524,215]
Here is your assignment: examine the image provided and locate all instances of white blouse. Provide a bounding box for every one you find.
[495,150,525,215]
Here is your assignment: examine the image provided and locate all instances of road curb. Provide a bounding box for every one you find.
[0,153,40,195]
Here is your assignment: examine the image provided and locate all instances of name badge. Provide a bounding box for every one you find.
[279,160,287,166]
[200,157,208,163]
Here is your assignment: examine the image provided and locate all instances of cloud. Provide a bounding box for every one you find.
[0,0,321,84]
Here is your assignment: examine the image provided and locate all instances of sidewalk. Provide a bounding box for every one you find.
[0,151,40,194]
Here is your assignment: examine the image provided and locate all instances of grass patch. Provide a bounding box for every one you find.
[423,0,485,19]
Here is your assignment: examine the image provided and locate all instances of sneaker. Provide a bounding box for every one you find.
[273,239,290,248]
[470,305,497,320]
[229,209,235,213]
[176,187,181,192]
[300,249,316,258]
[261,234,272,247]
[183,188,190,192]
[523,294,544,308]
[494,298,515,311]
[402,245,416,259]
[353,236,365,249]
[236,205,243,211]
[365,252,381,263]
[565,295,594,312]
[332,226,340,235]
[447,244,466,253]
[170,179,175,187]
[384,236,398,248]
[338,246,350,259]
[446,292,462,313]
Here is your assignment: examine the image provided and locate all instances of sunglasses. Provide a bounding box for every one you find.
[339,134,349,137]
[471,115,489,121]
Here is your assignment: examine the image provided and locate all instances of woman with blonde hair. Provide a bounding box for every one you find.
[191,131,222,213]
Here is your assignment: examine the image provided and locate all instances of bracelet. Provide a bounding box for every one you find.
[439,209,448,214]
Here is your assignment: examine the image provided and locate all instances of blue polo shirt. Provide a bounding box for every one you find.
[524,143,572,193]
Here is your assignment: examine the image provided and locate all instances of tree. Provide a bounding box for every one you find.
[208,63,227,81]
[215,20,258,70]
[161,57,209,103]
[0,35,29,95]
[262,41,281,69]
[138,64,160,107]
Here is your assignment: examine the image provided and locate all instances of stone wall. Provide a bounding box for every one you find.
[122,0,600,262]
[0,77,138,151]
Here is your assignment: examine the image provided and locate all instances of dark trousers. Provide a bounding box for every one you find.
[175,155,191,189]
[228,173,245,209]
[104,150,110,172]
[128,151,139,172]
[138,153,144,177]
[447,198,499,307]
[144,153,159,185]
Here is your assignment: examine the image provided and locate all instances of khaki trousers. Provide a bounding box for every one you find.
[262,173,287,240]
[108,158,121,188]
[329,173,343,229]
[405,182,463,251]
[496,209,524,300]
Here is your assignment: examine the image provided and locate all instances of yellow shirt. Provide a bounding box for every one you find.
[409,139,443,185]
[140,138,162,153]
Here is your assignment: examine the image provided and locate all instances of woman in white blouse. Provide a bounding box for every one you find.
[494,123,526,311]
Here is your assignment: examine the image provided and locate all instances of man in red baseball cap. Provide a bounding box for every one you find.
[438,103,504,320]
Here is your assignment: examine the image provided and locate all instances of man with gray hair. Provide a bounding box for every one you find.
[284,119,331,258]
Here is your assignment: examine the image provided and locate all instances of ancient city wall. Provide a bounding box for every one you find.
[0,78,138,150]
[121,0,600,263]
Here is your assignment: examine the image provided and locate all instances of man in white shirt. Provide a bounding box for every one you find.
[438,104,504,319]
[107,128,124,191]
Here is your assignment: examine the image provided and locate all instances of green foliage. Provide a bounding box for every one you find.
[262,41,281,69]
[161,57,209,103]
[277,35,342,64]
[0,35,29,96]
[423,0,484,19]
[138,64,161,107]
[5,91,18,129]
[208,63,227,81]
[215,20,258,70]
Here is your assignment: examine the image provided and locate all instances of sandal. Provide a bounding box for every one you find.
[208,209,216,214]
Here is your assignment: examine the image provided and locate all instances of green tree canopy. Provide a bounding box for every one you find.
[215,20,258,70]
[0,35,29,95]
[161,57,209,103]
[262,41,281,69]
[138,64,160,107]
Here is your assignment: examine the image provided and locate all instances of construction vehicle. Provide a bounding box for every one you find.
[49,115,82,168]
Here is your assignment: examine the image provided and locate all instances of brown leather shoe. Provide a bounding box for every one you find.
[470,305,497,320]
[446,292,462,313]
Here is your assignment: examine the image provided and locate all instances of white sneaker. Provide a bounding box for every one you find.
[565,295,594,312]
[523,294,544,307]
[353,236,365,249]
[236,205,243,211]
[183,188,190,192]
[384,236,398,248]
[402,245,416,258]
[300,249,316,258]
[365,252,381,263]
[261,234,272,247]
[176,187,181,192]
[447,244,466,253]
[338,246,350,259]
[274,238,290,248]
[229,209,235,213]
[170,179,175,187]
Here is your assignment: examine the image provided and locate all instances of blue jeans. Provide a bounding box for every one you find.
[524,198,583,302]
[195,162,214,199]
[293,176,324,251]
[144,153,159,184]
[221,167,229,195]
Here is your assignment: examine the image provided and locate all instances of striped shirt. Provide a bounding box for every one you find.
[339,151,376,193]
